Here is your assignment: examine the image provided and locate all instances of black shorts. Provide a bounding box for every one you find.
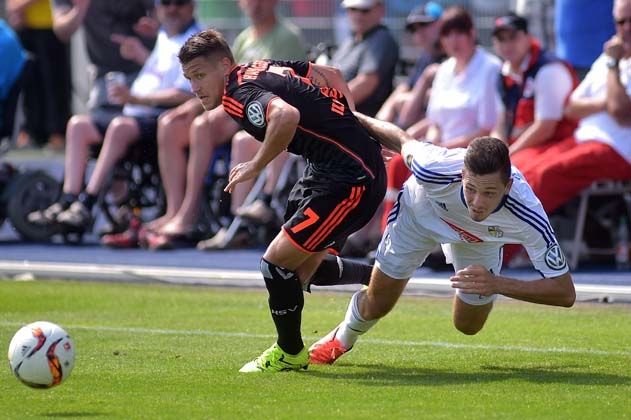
[283,164,386,253]
[90,107,159,143]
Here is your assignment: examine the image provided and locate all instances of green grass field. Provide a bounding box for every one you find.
[1,279,630,419]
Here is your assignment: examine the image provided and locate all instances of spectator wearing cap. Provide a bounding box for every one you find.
[522,0,631,216]
[376,2,445,128]
[331,0,399,116]
[491,12,579,173]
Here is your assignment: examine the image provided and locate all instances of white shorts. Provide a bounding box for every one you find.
[374,189,503,306]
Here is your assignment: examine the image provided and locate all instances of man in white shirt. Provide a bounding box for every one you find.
[308,113,575,365]
[521,0,631,215]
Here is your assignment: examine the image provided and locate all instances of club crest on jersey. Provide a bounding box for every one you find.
[246,101,266,127]
[544,244,567,270]
[488,226,504,238]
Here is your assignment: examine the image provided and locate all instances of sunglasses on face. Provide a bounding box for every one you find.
[159,0,190,6]
[616,17,631,26]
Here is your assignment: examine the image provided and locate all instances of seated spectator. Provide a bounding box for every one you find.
[106,0,305,249]
[381,6,501,232]
[0,19,26,139]
[26,0,156,224]
[28,0,199,231]
[491,13,578,173]
[522,0,631,217]
[332,0,399,116]
[377,2,445,128]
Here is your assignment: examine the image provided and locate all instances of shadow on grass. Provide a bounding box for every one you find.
[42,412,107,418]
[306,363,631,386]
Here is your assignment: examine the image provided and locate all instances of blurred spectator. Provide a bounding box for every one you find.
[26,0,157,224]
[7,0,70,150]
[423,6,501,148]
[28,0,198,231]
[117,0,305,250]
[331,0,399,116]
[376,2,444,128]
[380,6,501,245]
[522,0,631,215]
[491,12,578,173]
[555,0,615,79]
[0,18,26,139]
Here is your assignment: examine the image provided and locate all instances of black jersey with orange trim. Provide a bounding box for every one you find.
[223,59,384,184]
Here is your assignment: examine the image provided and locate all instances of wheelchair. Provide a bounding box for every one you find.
[0,63,61,242]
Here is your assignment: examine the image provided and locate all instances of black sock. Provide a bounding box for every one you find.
[308,255,373,290]
[77,192,97,210]
[260,258,304,355]
[260,193,272,206]
[59,193,77,209]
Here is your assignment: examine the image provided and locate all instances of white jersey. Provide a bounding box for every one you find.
[388,141,569,279]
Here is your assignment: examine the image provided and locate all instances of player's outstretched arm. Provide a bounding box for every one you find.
[353,112,416,154]
[450,265,576,307]
[307,63,356,111]
[225,99,299,193]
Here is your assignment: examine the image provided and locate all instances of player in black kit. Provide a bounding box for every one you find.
[179,29,386,372]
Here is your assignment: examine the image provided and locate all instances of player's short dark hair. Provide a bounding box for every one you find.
[178,29,234,66]
[464,137,511,184]
[440,6,474,37]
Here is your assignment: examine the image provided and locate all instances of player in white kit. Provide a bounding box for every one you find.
[309,113,575,365]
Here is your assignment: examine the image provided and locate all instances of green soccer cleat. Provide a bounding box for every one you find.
[239,343,309,373]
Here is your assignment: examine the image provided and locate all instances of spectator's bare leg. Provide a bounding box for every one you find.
[229,131,260,214]
[150,110,194,230]
[63,115,103,194]
[85,116,140,196]
[375,85,410,123]
[160,108,239,234]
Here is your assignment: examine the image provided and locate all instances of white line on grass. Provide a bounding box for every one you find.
[2,321,629,357]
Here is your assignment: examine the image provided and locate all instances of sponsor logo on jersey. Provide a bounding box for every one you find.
[246,101,266,127]
[440,218,483,243]
[488,226,504,238]
[544,243,567,270]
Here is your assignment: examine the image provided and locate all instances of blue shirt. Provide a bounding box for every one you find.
[0,19,26,102]
[555,0,615,68]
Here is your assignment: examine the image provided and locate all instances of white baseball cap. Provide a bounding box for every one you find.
[341,0,382,10]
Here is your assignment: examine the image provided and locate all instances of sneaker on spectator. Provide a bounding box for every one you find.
[56,201,93,229]
[236,199,276,224]
[27,202,66,225]
[101,217,142,248]
[196,227,251,251]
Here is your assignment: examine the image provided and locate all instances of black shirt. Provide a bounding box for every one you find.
[223,60,383,184]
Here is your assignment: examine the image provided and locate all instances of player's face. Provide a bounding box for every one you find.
[462,170,511,222]
[182,56,230,111]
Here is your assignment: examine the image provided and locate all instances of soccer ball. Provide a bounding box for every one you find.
[7,321,75,388]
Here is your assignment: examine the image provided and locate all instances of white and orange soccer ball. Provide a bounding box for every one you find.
[8,321,75,388]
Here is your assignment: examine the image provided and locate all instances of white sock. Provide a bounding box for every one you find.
[336,290,378,349]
